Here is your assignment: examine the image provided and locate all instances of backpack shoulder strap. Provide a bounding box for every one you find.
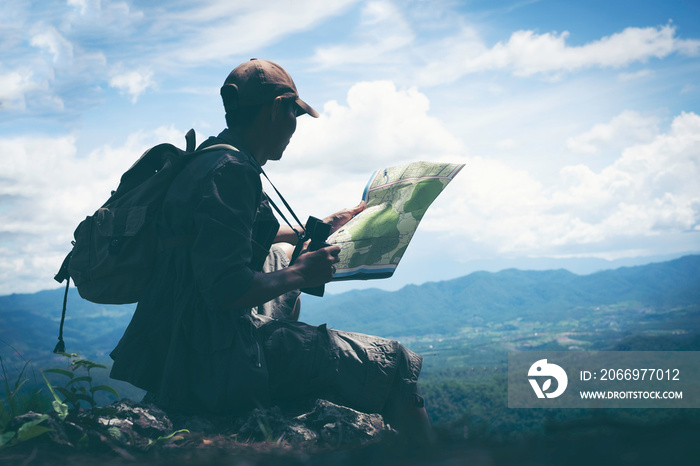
[185,129,196,152]
[190,141,305,239]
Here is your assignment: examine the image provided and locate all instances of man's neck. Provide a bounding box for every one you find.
[219,128,267,166]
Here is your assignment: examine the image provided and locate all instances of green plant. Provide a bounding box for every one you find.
[1,351,122,450]
[41,352,120,412]
[41,372,69,421]
[0,413,54,449]
[1,349,54,450]
[1,356,30,423]
[147,429,190,448]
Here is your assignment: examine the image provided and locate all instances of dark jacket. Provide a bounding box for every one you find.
[110,130,278,414]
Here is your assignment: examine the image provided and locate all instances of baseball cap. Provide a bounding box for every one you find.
[220,58,319,118]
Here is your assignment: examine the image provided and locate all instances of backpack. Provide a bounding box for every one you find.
[52,129,235,352]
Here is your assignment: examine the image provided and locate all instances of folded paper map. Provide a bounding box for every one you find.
[329,161,464,281]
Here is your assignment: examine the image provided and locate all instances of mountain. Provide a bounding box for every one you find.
[0,288,135,367]
[1,255,698,369]
[301,254,700,337]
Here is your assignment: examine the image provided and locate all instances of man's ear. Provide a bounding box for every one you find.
[269,96,284,122]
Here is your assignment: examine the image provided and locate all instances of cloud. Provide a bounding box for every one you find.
[2,82,698,294]
[0,126,186,294]
[566,110,660,155]
[161,0,361,64]
[0,0,359,115]
[0,69,43,110]
[286,80,465,169]
[416,24,700,85]
[311,1,414,68]
[502,24,698,75]
[311,6,699,85]
[617,69,653,82]
[30,26,74,63]
[0,2,117,115]
[109,69,155,103]
[435,112,700,255]
[67,0,99,16]
[264,80,466,222]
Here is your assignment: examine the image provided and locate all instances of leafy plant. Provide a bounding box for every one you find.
[147,429,190,448]
[41,352,120,412]
[1,356,30,423]
[1,346,54,450]
[0,413,54,449]
[40,372,69,421]
[1,351,122,450]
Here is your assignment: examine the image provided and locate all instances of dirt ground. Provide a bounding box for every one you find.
[2,422,699,466]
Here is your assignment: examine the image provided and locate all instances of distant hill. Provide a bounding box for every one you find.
[301,254,700,336]
[0,288,135,365]
[1,255,698,368]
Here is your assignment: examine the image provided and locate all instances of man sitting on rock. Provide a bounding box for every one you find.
[109,59,432,445]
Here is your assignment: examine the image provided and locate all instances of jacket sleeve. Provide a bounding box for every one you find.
[189,157,261,311]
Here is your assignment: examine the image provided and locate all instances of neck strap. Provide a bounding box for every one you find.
[250,159,305,241]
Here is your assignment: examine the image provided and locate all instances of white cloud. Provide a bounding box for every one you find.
[0,69,43,110]
[681,84,696,95]
[617,69,653,82]
[311,1,414,68]
[67,0,99,16]
[1,0,360,113]
[260,90,700,261]
[0,126,186,294]
[416,24,700,85]
[164,0,360,64]
[436,111,700,255]
[264,80,466,222]
[287,80,465,169]
[0,2,117,115]
[30,26,74,63]
[65,0,143,28]
[2,2,700,294]
[495,139,517,150]
[109,69,155,103]
[505,24,697,75]
[566,110,660,155]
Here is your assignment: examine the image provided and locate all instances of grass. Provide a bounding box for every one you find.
[0,340,119,450]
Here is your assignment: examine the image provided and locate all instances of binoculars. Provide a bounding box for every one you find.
[290,216,333,297]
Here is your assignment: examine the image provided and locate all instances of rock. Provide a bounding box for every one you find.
[93,399,173,438]
[234,405,318,445]
[231,400,395,447]
[298,400,394,447]
[72,398,173,450]
[3,398,394,456]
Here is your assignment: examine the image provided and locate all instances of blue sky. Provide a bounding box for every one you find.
[1,0,699,295]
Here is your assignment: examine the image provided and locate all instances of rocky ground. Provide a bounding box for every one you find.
[2,398,699,465]
[0,399,414,465]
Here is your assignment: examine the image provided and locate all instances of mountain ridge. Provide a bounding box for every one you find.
[1,255,698,365]
[301,254,700,336]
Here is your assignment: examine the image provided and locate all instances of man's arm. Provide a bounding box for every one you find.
[231,244,340,308]
[275,224,302,245]
[272,201,366,244]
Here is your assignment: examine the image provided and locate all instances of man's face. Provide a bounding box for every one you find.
[262,98,298,162]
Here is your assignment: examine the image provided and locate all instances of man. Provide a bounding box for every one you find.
[110,59,431,444]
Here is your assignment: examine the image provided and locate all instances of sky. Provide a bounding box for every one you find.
[1,0,699,296]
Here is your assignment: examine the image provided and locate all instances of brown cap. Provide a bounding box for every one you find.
[220,58,319,118]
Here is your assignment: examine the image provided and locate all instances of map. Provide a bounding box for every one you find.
[329,161,464,281]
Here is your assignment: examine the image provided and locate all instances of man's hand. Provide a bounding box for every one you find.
[231,244,339,309]
[323,201,367,235]
[274,202,366,246]
[292,244,341,289]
